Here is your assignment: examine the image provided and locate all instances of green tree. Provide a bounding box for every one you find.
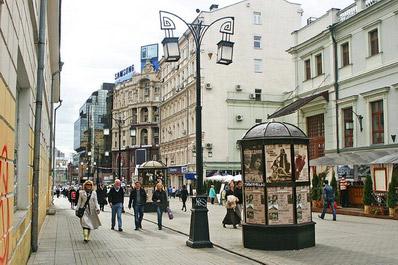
[387,176,398,208]
[330,173,339,202]
[311,174,322,201]
[362,174,373,205]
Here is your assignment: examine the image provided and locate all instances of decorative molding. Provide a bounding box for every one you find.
[360,86,389,99]
[362,19,382,30]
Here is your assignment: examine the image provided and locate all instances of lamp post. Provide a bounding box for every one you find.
[159,10,234,248]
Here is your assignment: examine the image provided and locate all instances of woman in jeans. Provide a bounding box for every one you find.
[152,183,168,230]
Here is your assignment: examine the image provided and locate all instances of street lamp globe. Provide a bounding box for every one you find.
[130,126,136,137]
[216,40,234,65]
[161,37,180,62]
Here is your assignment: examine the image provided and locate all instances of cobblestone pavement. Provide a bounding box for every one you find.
[28,196,398,265]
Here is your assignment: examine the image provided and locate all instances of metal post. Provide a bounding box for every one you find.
[118,119,122,180]
[87,104,91,180]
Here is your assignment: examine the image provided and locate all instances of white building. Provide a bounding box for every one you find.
[159,0,302,187]
[270,0,398,193]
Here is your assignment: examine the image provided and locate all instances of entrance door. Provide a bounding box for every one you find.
[307,114,325,160]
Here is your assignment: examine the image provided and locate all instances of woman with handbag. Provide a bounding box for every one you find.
[222,181,240,229]
[152,183,168,230]
[75,180,101,242]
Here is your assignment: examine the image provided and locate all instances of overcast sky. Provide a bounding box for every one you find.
[57,0,354,155]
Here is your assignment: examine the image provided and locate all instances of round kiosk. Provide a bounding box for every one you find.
[137,161,168,212]
[237,121,315,250]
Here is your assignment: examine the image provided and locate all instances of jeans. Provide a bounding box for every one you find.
[320,200,336,220]
[111,202,123,229]
[156,205,163,229]
[133,204,144,229]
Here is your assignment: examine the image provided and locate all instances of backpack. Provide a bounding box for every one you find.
[71,191,76,200]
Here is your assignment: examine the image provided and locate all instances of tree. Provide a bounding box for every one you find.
[330,173,339,202]
[311,174,322,201]
[362,174,373,205]
[387,176,398,208]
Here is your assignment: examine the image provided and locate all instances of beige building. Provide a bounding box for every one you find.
[159,0,302,188]
[0,0,61,264]
[112,61,161,183]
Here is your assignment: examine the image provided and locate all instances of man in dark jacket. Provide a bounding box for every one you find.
[97,183,107,211]
[318,180,336,221]
[128,181,147,230]
[108,179,125,231]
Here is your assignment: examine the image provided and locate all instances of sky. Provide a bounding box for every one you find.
[57,0,354,155]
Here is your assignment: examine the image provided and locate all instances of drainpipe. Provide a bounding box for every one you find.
[52,99,63,196]
[329,24,340,154]
[32,0,48,252]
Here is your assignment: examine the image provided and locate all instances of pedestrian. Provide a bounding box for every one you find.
[181,185,188,211]
[152,183,168,230]
[97,183,108,211]
[234,180,243,225]
[208,185,216,204]
[69,186,77,209]
[318,180,337,221]
[340,174,349,207]
[222,181,240,229]
[75,180,101,243]
[108,179,125,231]
[172,186,176,198]
[168,186,173,198]
[56,187,60,198]
[128,181,147,230]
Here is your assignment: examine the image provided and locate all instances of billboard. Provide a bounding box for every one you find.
[141,44,159,72]
[115,64,134,84]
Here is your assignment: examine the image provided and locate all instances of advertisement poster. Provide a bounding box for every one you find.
[267,187,294,225]
[294,144,309,182]
[296,186,312,224]
[144,187,154,203]
[265,144,292,183]
[243,146,264,183]
[245,186,266,224]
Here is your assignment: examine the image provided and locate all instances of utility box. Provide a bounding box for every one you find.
[237,121,315,250]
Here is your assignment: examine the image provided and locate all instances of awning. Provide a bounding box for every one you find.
[370,152,398,164]
[310,149,398,166]
[268,91,329,119]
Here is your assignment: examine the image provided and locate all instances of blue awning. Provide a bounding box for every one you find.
[184,173,196,179]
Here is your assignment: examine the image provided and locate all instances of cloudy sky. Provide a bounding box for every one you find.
[57,0,354,155]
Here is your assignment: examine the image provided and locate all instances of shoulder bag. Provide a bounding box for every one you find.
[76,193,91,218]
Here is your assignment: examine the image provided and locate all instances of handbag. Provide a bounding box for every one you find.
[76,193,91,218]
[167,208,174,220]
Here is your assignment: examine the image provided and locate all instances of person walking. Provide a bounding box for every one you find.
[128,181,147,230]
[108,179,125,231]
[318,180,337,221]
[222,181,240,228]
[75,180,101,242]
[181,185,189,211]
[234,180,243,225]
[152,183,168,230]
[340,174,349,207]
[97,183,108,211]
[68,186,77,209]
[208,185,216,205]
[168,186,173,198]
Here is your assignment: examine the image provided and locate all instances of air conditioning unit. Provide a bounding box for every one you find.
[235,85,242,91]
[205,143,213,149]
[236,115,243,121]
[249,94,255,99]
[205,83,212,89]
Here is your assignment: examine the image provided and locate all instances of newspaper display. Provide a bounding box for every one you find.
[245,186,266,224]
[243,146,264,183]
[267,187,294,225]
[265,144,292,183]
[296,186,312,224]
[294,144,309,182]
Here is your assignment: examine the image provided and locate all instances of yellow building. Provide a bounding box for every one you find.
[0,1,61,264]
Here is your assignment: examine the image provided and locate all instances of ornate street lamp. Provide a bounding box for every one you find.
[159,10,235,248]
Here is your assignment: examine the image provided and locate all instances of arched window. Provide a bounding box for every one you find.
[141,129,148,145]
[141,107,149,122]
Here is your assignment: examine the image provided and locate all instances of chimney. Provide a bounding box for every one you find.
[210,4,219,11]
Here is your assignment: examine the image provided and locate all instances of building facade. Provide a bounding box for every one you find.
[272,0,398,189]
[159,0,302,187]
[111,61,161,184]
[0,1,61,264]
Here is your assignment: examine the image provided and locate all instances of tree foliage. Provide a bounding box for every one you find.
[362,174,373,205]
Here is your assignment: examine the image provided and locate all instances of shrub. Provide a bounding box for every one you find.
[387,176,398,208]
[311,174,322,201]
[330,173,339,202]
[363,174,373,205]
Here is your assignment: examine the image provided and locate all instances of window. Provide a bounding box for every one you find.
[343,108,353,147]
[253,12,261,25]
[307,114,325,159]
[123,131,125,137]
[254,59,262,72]
[315,54,322,76]
[369,29,379,56]
[255,89,261,101]
[254,36,261,48]
[122,140,126,146]
[371,100,384,144]
[304,59,311,80]
[341,42,350,66]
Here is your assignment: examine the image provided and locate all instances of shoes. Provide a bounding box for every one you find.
[318,215,324,219]
[223,223,226,228]
[333,219,337,221]
[233,225,237,229]
[158,227,162,230]
[111,227,114,230]
[184,209,186,212]
[84,239,88,243]
[118,228,123,232]
[135,228,139,231]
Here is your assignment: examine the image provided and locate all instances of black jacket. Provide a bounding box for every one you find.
[97,187,107,204]
[107,186,125,204]
[152,189,167,211]
[235,187,243,205]
[128,188,147,208]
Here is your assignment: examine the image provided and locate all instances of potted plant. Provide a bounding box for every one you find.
[363,174,373,214]
[387,177,397,216]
